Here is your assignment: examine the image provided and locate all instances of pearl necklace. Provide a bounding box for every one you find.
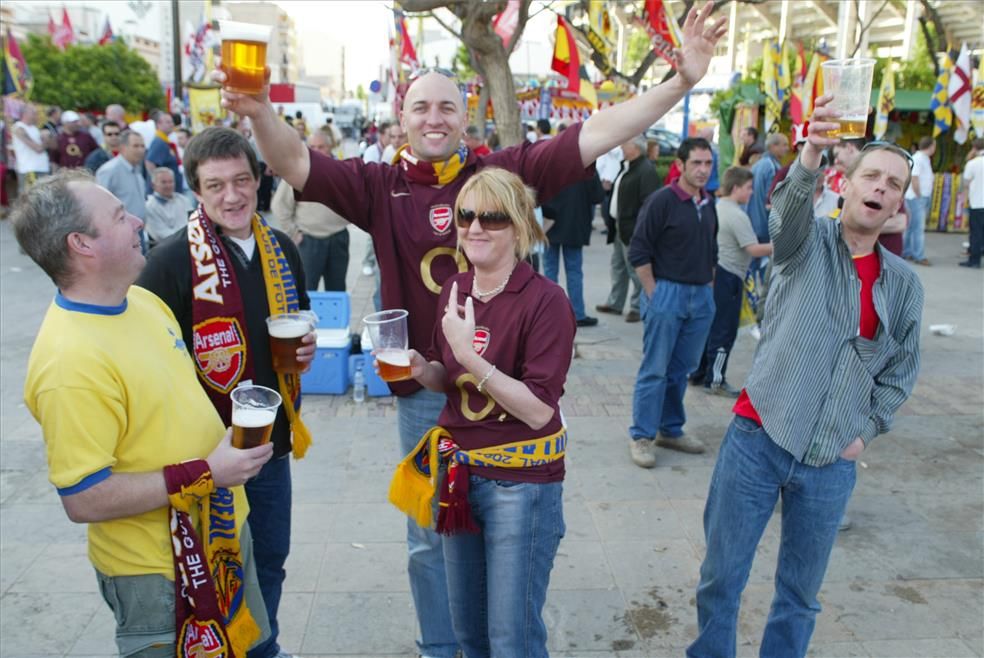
[472,262,517,299]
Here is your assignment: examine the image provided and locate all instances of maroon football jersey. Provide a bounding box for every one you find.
[299,126,592,395]
[427,262,576,483]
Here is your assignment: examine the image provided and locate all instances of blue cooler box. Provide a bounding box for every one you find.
[301,292,351,395]
[348,354,392,398]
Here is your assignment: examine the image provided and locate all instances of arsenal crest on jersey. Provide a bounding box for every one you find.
[192,317,247,393]
[472,327,491,356]
[429,204,454,235]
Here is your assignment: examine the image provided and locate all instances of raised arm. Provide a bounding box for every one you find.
[213,68,310,191]
[578,1,727,167]
[769,95,839,267]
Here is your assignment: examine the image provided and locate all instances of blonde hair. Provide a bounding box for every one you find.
[454,168,545,260]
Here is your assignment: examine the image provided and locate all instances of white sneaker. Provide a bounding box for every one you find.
[749,325,762,341]
[362,264,375,276]
[629,438,657,468]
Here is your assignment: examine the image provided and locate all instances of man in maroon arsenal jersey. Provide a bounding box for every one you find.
[406,168,575,656]
[216,5,727,655]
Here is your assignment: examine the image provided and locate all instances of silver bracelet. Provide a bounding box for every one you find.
[476,365,497,393]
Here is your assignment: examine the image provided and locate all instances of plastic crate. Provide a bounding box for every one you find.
[301,329,351,394]
[349,354,392,398]
[307,291,350,330]
[301,292,352,395]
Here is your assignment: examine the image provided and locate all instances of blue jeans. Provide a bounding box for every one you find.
[298,228,349,292]
[903,197,930,260]
[397,388,459,658]
[688,416,857,658]
[443,477,565,658]
[630,280,715,440]
[246,456,291,658]
[543,244,586,320]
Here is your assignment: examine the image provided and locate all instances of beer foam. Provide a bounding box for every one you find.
[232,407,276,428]
[377,349,410,366]
[268,318,311,339]
[219,20,271,43]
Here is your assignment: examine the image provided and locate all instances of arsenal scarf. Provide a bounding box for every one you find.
[187,208,313,458]
[395,143,475,186]
[165,460,258,657]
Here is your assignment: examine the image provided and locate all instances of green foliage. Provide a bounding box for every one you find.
[20,35,164,112]
[452,44,478,81]
[873,26,936,90]
[623,29,652,75]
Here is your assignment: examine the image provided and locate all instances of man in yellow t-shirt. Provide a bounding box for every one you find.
[14,169,273,657]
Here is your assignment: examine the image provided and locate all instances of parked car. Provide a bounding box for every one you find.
[645,127,683,157]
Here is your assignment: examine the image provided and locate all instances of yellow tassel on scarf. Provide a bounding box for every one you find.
[388,427,446,528]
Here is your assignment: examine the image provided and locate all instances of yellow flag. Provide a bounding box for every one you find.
[873,61,895,139]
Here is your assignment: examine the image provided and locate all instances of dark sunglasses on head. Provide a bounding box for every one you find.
[861,140,914,170]
[456,208,512,231]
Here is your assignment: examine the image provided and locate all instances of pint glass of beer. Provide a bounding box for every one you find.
[267,312,316,374]
[219,20,271,96]
[363,309,411,382]
[821,58,876,140]
[230,385,282,449]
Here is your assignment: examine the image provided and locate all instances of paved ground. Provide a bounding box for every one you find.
[1,216,981,658]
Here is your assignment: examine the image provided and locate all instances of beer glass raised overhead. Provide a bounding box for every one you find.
[219,20,271,96]
[364,309,411,382]
[231,385,282,449]
[267,312,315,374]
[821,58,876,140]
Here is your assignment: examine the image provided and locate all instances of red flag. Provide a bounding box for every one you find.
[493,0,520,47]
[98,16,114,46]
[53,8,74,49]
[399,16,418,69]
[47,14,57,40]
[3,28,33,96]
[642,0,682,70]
[551,16,597,108]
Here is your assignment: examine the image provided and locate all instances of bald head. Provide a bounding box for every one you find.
[400,72,465,162]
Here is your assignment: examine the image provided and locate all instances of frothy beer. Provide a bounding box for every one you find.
[268,317,310,374]
[220,21,270,96]
[377,349,412,382]
[232,407,276,449]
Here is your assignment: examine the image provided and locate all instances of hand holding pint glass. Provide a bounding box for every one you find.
[267,312,316,374]
[820,58,875,140]
[218,20,271,96]
[231,385,282,449]
[364,309,412,382]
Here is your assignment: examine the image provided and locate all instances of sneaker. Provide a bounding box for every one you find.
[576,316,599,327]
[656,433,706,454]
[958,260,981,269]
[275,651,298,658]
[838,515,852,532]
[749,325,762,341]
[915,258,931,266]
[625,310,641,323]
[362,264,375,276]
[595,304,622,315]
[706,382,741,398]
[629,438,657,468]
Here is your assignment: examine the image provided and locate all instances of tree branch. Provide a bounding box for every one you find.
[505,0,534,55]
[425,10,463,41]
[850,0,891,57]
[399,0,468,13]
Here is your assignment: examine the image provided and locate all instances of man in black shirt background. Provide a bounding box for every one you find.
[627,137,718,468]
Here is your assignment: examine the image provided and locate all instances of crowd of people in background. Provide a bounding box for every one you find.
[2,5,980,651]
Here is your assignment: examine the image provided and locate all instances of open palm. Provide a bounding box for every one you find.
[675,1,729,87]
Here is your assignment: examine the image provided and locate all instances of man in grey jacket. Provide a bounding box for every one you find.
[688,96,923,658]
[595,135,659,323]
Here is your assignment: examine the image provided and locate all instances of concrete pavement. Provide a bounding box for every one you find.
[1,217,981,658]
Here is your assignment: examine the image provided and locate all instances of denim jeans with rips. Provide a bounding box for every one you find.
[443,476,565,658]
[688,416,856,658]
